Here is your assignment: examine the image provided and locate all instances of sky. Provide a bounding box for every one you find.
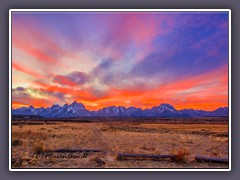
[12,11,229,110]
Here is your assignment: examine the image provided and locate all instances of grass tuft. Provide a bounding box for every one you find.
[174,149,190,163]
[12,139,23,146]
[33,143,45,154]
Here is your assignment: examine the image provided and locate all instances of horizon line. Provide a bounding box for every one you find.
[12,100,229,112]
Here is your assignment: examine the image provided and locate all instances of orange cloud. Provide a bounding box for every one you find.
[12,64,228,111]
[83,65,228,110]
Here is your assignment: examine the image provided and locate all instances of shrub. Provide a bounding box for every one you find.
[210,151,220,157]
[33,143,45,154]
[12,139,23,146]
[174,149,190,163]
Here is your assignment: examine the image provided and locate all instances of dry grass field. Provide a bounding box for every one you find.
[11,119,229,169]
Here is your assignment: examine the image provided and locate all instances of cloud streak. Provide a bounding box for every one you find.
[12,11,229,110]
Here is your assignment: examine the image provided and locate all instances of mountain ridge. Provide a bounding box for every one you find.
[12,101,229,118]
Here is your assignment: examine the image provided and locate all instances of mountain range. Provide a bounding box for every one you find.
[12,101,229,118]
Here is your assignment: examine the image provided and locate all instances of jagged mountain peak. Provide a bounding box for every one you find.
[28,105,34,109]
[69,101,85,107]
[51,104,61,108]
[12,101,229,118]
[63,103,68,108]
[151,103,176,112]
[158,103,175,109]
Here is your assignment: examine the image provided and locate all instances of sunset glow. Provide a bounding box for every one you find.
[12,11,229,110]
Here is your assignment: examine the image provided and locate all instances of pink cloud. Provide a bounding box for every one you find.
[12,61,44,78]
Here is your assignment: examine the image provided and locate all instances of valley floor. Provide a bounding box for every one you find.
[11,119,229,169]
